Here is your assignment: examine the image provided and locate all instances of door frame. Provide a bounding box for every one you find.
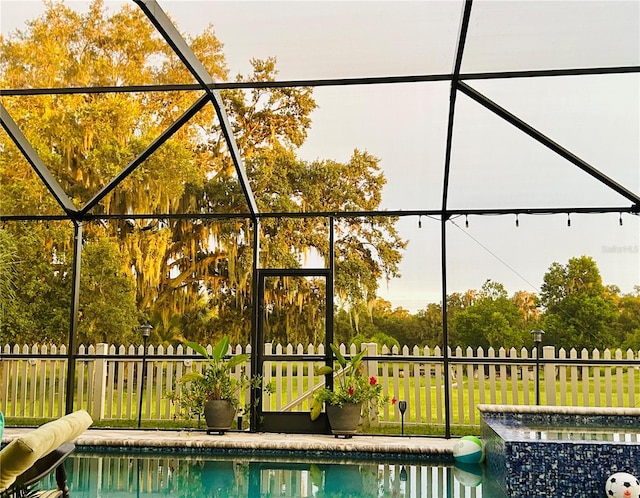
[251,267,333,433]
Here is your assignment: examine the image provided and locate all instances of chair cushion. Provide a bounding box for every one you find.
[0,410,92,492]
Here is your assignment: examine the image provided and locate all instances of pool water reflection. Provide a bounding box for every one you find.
[46,452,503,497]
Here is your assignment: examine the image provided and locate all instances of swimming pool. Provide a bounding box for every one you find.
[40,452,503,497]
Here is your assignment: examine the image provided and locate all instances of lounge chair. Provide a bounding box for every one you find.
[0,410,93,498]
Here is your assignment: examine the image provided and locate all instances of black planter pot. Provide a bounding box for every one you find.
[326,402,362,438]
[204,399,236,434]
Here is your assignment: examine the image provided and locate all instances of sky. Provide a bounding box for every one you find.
[1,0,639,312]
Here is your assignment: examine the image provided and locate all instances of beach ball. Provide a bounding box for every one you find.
[453,462,483,487]
[452,435,484,464]
[605,472,640,498]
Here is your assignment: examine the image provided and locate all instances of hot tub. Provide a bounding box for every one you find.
[479,404,640,497]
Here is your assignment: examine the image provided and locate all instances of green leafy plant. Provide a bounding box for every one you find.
[168,336,265,421]
[310,344,388,421]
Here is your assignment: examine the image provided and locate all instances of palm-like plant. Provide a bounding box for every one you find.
[169,336,256,420]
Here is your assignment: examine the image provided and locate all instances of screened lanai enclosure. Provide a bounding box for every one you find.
[0,1,638,436]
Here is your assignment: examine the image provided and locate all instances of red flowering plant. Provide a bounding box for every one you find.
[310,344,388,421]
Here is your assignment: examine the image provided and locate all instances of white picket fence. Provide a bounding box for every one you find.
[1,342,639,429]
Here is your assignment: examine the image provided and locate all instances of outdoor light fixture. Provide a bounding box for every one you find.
[418,215,422,229]
[620,213,623,226]
[398,400,407,436]
[515,214,519,227]
[465,215,469,228]
[140,323,152,339]
[530,329,544,405]
[138,323,153,428]
[400,465,408,482]
[567,214,571,227]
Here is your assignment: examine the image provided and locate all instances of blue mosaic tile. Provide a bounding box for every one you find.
[481,410,640,497]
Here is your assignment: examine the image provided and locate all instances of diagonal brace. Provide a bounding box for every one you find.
[134,0,259,217]
[457,81,640,207]
[0,103,78,217]
[81,93,210,215]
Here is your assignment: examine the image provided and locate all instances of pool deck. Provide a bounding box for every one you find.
[2,427,456,459]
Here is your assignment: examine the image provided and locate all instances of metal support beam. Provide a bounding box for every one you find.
[0,104,78,217]
[65,220,82,414]
[134,0,259,218]
[440,0,474,440]
[1,66,639,97]
[327,216,335,392]
[250,219,261,432]
[457,81,640,208]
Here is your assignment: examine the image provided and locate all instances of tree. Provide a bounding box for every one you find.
[614,287,640,350]
[0,222,71,344]
[0,1,405,345]
[0,230,18,337]
[414,303,443,346]
[539,256,617,350]
[452,280,525,349]
[78,239,139,345]
[364,299,419,348]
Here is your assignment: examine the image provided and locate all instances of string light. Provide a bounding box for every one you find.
[567,214,571,227]
[515,214,519,228]
[465,215,469,228]
[619,213,623,226]
[418,216,422,229]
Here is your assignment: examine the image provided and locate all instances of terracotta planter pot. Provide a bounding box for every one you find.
[326,402,362,438]
[204,399,236,434]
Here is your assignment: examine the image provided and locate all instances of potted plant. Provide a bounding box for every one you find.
[310,344,389,437]
[168,336,263,434]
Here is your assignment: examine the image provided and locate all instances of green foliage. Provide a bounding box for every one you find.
[79,239,138,345]
[1,3,637,355]
[0,230,18,333]
[310,344,387,421]
[0,2,406,347]
[618,287,640,350]
[168,336,265,421]
[0,222,72,344]
[453,280,526,349]
[415,302,444,345]
[540,256,617,350]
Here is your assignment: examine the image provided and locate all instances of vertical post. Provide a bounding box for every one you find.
[65,220,82,414]
[137,324,152,428]
[536,348,540,405]
[544,346,556,406]
[440,214,451,438]
[363,342,378,380]
[364,342,378,426]
[250,219,261,432]
[92,343,108,420]
[326,217,335,391]
[530,329,544,405]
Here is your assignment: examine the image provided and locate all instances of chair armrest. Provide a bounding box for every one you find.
[12,443,75,489]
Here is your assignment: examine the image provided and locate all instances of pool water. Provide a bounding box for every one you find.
[522,425,640,442]
[39,452,504,497]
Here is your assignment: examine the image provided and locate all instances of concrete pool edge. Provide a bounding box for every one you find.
[2,428,457,460]
[478,403,640,417]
